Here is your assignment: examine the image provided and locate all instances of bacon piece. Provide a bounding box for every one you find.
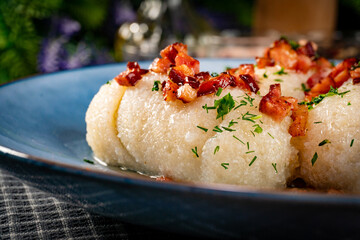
[305,76,336,101]
[255,56,274,68]
[197,73,235,97]
[259,84,297,122]
[168,65,194,86]
[268,39,298,69]
[194,72,211,83]
[149,58,172,74]
[288,105,308,137]
[296,54,314,73]
[163,80,179,101]
[160,42,187,62]
[114,62,149,86]
[177,83,197,103]
[296,41,315,58]
[175,52,200,74]
[240,74,259,93]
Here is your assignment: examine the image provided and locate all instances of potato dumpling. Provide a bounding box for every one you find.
[295,81,360,192]
[200,89,299,189]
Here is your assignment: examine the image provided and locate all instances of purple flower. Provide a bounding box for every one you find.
[57,17,81,38]
[60,42,92,70]
[38,37,66,73]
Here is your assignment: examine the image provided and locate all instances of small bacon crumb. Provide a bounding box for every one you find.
[288,105,308,137]
[259,84,297,122]
[177,83,197,103]
[114,62,149,86]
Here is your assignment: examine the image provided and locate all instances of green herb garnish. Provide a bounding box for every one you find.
[301,83,310,92]
[274,67,287,75]
[272,163,278,173]
[314,121,322,124]
[263,72,268,78]
[253,124,263,134]
[246,142,250,150]
[299,87,351,110]
[213,126,223,133]
[233,135,245,145]
[222,126,236,132]
[192,147,199,157]
[249,156,257,166]
[318,139,331,146]
[215,87,223,96]
[211,72,219,77]
[213,93,236,119]
[202,104,216,113]
[197,126,208,132]
[311,152,318,166]
[348,102,351,106]
[246,151,255,154]
[152,80,161,91]
[221,163,229,169]
[214,146,220,155]
[83,159,94,164]
[228,119,238,127]
[350,139,355,147]
[268,132,274,139]
[274,79,283,82]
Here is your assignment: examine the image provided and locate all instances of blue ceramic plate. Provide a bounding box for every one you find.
[0,60,360,239]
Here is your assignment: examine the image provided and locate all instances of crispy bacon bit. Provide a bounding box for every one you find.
[151,42,197,74]
[297,41,315,58]
[155,176,172,182]
[177,83,198,103]
[168,65,194,86]
[306,58,358,100]
[288,105,308,137]
[194,72,211,82]
[114,62,149,86]
[269,39,298,69]
[240,74,260,93]
[149,58,172,74]
[175,52,200,74]
[197,73,235,97]
[259,84,297,122]
[256,56,275,68]
[163,80,179,101]
[354,79,360,84]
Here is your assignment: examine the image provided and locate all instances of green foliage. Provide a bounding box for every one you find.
[0,0,62,83]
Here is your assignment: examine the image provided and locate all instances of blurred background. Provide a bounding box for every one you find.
[1,0,360,84]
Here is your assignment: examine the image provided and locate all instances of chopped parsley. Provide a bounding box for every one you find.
[106,81,111,85]
[202,104,216,113]
[241,111,258,123]
[274,67,287,75]
[263,72,268,78]
[213,126,223,133]
[246,151,255,154]
[250,131,255,137]
[234,100,248,110]
[233,135,245,145]
[215,87,223,96]
[311,152,318,166]
[348,102,351,106]
[192,147,199,157]
[249,156,257,166]
[301,83,310,92]
[222,126,236,132]
[197,126,208,132]
[221,163,229,169]
[228,119,238,127]
[268,132,275,139]
[225,66,232,71]
[244,94,255,106]
[274,79,283,82]
[253,124,263,134]
[247,142,250,150]
[211,72,219,77]
[214,146,220,155]
[318,139,331,146]
[314,121,322,124]
[83,159,94,164]
[272,163,278,173]
[280,36,300,50]
[213,93,236,119]
[299,87,351,110]
[350,139,355,147]
[152,80,161,91]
